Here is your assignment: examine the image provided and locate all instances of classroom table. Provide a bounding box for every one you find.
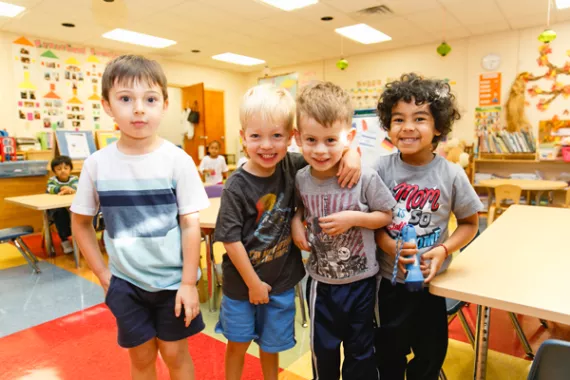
[477,178,568,208]
[4,193,222,309]
[430,205,570,380]
[5,194,78,265]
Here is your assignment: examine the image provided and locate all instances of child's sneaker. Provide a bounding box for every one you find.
[61,240,74,254]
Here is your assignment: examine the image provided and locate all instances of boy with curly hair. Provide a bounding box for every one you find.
[373,73,482,380]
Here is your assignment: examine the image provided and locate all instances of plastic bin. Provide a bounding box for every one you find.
[0,160,48,178]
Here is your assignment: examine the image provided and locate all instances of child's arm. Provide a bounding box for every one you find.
[176,212,201,327]
[376,228,418,273]
[422,213,479,283]
[46,177,60,194]
[221,157,228,179]
[224,241,272,305]
[292,208,310,251]
[72,213,110,290]
[337,148,361,188]
[319,210,391,236]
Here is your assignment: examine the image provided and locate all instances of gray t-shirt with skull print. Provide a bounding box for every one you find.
[296,166,396,285]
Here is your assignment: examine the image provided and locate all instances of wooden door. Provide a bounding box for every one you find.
[182,83,205,163]
[204,90,226,153]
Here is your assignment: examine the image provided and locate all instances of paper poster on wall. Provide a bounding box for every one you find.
[351,115,397,168]
[55,130,96,159]
[479,72,501,106]
[258,72,298,98]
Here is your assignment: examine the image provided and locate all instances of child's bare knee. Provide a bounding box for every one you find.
[158,340,190,369]
[129,341,158,369]
[226,341,251,356]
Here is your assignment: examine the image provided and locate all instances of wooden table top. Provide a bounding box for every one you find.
[5,193,221,230]
[430,205,570,325]
[477,179,567,191]
[4,193,75,211]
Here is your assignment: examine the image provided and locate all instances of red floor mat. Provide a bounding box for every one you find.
[0,304,265,380]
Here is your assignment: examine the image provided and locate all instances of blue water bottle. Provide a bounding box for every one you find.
[391,224,424,292]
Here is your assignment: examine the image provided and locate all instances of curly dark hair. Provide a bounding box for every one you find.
[377,73,461,144]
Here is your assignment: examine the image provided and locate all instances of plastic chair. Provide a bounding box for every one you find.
[0,226,40,273]
[527,339,570,380]
[205,184,224,198]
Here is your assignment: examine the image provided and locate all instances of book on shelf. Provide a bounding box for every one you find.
[477,129,536,154]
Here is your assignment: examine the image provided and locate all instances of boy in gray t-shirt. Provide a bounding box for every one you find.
[292,82,394,380]
[373,73,483,380]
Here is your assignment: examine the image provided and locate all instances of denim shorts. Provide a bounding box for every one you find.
[215,288,296,353]
[105,276,205,348]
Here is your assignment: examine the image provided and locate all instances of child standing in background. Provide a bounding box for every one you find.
[199,140,228,184]
[46,155,78,254]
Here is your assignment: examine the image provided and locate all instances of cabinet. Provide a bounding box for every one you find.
[181,83,226,164]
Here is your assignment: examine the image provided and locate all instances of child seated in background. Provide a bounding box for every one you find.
[199,140,228,184]
[46,155,78,254]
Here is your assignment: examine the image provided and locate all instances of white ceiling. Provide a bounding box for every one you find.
[1,0,569,72]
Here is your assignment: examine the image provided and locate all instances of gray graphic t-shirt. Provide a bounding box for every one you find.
[372,153,483,283]
[296,166,396,285]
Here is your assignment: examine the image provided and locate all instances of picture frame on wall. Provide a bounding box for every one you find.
[95,130,121,149]
[55,130,97,159]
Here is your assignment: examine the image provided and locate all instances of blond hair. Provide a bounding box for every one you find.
[239,84,295,131]
[296,81,352,129]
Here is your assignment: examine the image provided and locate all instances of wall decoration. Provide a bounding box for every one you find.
[12,36,118,133]
[478,72,501,106]
[351,112,396,168]
[348,79,383,111]
[258,72,298,98]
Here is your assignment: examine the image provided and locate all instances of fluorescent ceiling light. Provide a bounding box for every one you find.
[555,0,570,9]
[212,52,265,66]
[102,28,176,48]
[0,1,25,17]
[335,23,392,44]
[260,0,318,11]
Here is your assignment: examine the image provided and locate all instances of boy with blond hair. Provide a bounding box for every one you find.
[292,81,395,380]
[72,55,209,380]
[214,83,361,380]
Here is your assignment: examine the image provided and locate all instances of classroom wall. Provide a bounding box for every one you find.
[0,31,249,155]
[247,21,570,145]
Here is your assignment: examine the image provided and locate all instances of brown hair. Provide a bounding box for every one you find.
[102,55,168,102]
[296,81,352,129]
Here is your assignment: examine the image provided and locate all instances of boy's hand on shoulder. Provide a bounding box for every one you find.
[292,215,310,251]
[175,283,200,327]
[421,245,447,283]
[248,281,271,305]
[337,149,361,189]
[319,211,356,236]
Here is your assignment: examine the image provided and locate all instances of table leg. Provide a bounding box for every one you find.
[474,305,491,380]
[535,191,544,206]
[204,232,217,312]
[42,210,54,257]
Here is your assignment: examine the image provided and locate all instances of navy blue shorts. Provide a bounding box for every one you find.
[105,276,205,348]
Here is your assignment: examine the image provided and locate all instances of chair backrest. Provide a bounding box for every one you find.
[205,184,223,198]
[494,184,522,207]
[528,339,570,380]
[565,188,570,207]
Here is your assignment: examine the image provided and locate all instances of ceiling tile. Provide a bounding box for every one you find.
[320,0,389,14]
[444,0,506,25]
[381,0,441,16]
[196,0,280,19]
[467,21,511,36]
[405,9,461,33]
